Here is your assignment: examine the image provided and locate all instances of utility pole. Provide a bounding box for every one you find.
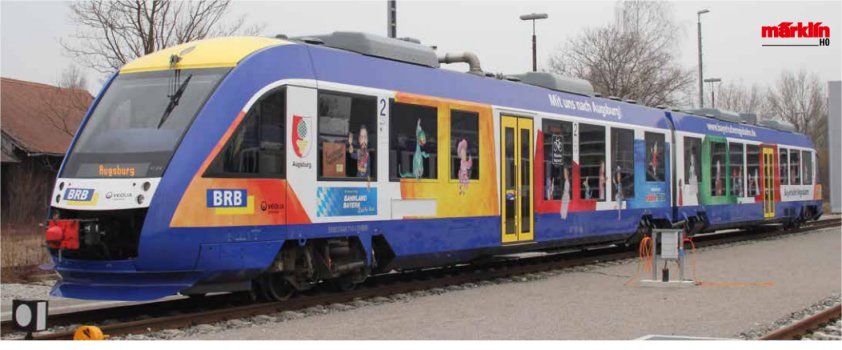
[697,9,710,108]
[387,0,397,38]
[520,13,548,72]
[704,78,721,108]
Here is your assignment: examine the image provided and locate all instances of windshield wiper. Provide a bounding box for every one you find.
[157,74,192,129]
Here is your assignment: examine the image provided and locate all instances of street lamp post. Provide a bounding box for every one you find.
[704,78,721,108]
[520,13,548,72]
[697,9,710,108]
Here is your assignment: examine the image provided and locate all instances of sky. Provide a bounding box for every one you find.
[1,0,840,107]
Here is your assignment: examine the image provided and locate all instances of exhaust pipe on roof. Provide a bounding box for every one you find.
[438,52,483,75]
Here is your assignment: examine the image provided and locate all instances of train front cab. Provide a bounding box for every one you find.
[45,37,308,300]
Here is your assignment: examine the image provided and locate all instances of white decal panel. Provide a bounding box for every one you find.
[51,178,161,210]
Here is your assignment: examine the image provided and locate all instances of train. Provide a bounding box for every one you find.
[45,32,823,301]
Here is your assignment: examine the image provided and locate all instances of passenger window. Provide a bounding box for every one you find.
[390,101,437,180]
[746,144,760,196]
[779,148,788,185]
[578,123,606,200]
[684,137,702,186]
[789,149,800,185]
[542,119,573,200]
[802,150,813,185]
[645,132,665,182]
[710,141,727,196]
[450,110,479,181]
[611,128,635,200]
[729,143,744,197]
[317,92,377,180]
[205,88,285,177]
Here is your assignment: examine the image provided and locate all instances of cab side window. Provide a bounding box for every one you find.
[205,88,285,177]
[317,91,377,180]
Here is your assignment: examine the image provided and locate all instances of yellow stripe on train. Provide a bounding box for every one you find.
[120,36,289,74]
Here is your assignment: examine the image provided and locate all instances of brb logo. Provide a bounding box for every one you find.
[64,188,98,206]
[761,22,831,47]
[206,189,254,215]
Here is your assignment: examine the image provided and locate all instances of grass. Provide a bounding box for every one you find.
[1,225,51,281]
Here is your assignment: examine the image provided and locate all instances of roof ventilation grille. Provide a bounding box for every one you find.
[292,31,440,68]
[758,119,797,132]
[688,108,742,123]
[510,72,594,96]
[739,113,758,125]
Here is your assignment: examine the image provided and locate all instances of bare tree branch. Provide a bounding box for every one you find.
[62,0,265,75]
[547,1,693,107]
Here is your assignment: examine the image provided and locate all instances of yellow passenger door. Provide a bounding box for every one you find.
[762,147,775,218]
[501,116,534,243]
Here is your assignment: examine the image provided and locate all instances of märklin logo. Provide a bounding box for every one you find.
[761,22,830,47]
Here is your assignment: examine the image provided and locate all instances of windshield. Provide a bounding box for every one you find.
[62,68,228,178]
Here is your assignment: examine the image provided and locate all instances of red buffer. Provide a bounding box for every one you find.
[46,220,80,250]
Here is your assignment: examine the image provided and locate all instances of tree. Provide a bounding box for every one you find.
[39,65,93,138]
[548,1,693,107]
[764,70,827,148]
[708,82,765,114]
[59,64,88,90]
[62,0,264,74]
[764,69,829,200]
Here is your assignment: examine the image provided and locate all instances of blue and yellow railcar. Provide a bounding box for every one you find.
[45,33,822,301]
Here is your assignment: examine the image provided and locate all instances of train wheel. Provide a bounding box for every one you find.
[264,273,295,301]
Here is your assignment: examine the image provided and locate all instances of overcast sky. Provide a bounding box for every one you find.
[2,0,840,105]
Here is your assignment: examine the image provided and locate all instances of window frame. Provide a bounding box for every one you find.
[541,118,574,201]
[448,108,481,183]
[802,150,813,185]
[203,86,287,179]
[789,148,801,185]
[316,89,379,182]
[388,99,440,182]
[709,140,728,197]
[728,142,745,197]
[779,147,789,185]
[577,122,607,201]
[745,143,761,197]
[610,126,636,200]
[644,131,666,183]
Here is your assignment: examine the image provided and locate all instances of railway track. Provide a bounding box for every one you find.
[4,217,839,340]
[760,304,842,340]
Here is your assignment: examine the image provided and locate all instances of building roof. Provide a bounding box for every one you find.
[1,77,93,157]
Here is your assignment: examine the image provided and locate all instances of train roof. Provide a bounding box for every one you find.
[298,37,670,130]
[669,111,813,148]
[115,34,814,149]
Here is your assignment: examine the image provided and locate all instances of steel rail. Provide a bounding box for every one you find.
[759,304,842,340]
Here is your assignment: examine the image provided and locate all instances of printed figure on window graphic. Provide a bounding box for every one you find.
[648,142,659,181]
[598,161,605,200]
[347,124,370,178]
[560,167,570,220]
[613,166,624,220]
[400,119,429,179]
[457,139,473,195]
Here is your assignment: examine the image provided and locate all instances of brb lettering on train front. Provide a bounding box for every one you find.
[64,188,94,201]
[206,189,247,208]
